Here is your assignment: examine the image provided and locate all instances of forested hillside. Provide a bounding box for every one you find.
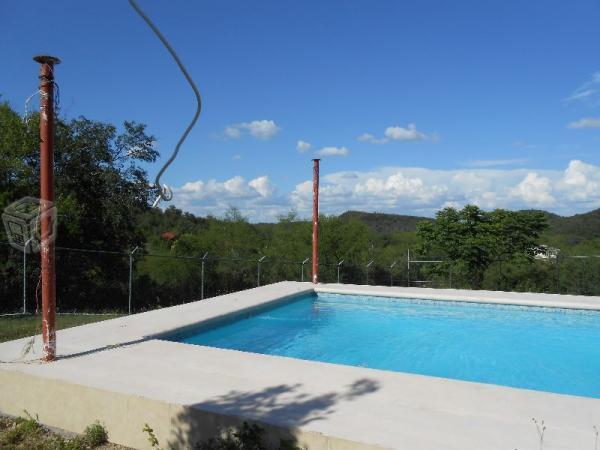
[338,211,431,234]
[336,209,600,241]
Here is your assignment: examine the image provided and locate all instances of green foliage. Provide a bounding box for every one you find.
[82,421,108,447]
[1,412,43,446]
[417,205,548,289]
[0,101,156,312]
[339,210,431,234]
[143,423,161,448]
[0,412,110,450]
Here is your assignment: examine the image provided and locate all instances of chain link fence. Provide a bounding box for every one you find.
[1,242,599,314]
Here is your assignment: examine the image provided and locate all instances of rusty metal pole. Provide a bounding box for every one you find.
[34,55,60,362]
[312,159,320,284]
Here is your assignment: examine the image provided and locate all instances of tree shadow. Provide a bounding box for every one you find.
[167,378,380,449]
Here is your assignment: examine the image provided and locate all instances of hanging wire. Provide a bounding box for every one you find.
[24,68,60,126]
[53,80,61,117]
[127,0,202,207]
[23,89,42,126]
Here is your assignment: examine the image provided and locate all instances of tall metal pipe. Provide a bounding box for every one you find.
[34,55,60,362]
[311,159,320,284]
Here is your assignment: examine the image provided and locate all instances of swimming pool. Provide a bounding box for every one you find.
[167,292,600,398]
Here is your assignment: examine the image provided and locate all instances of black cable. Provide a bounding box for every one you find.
[127,0,202,204]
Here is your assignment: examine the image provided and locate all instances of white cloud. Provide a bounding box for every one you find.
[290,160,599,218]
[316,146,349,157]
[172,161,599,222]
[358,124,432,144]
[296,140,312,153]
[224,126,242,139]
[249,175,275,197]
[466,159,529,168]
[357,133,388,144]
[384,124,427,141]
[224,120,280,140]
[557,160,600,206]
[510,173,555,206]
[567,117,600,129]
[174,175,281,221]
[565,72,600,104]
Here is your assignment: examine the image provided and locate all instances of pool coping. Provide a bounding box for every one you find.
[317,283,600,310]
[1,282,599,449]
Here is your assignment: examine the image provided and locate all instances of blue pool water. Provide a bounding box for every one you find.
[169,293,600,398]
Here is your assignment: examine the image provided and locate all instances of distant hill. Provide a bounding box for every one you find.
[339,209,600,240]
[339,210,431,234]
[250,208,599,243]
[536,209,600,243]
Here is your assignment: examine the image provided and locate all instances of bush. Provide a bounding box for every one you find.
[83,421,108,447]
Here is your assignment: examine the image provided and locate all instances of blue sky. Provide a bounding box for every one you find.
[2,0,599,221]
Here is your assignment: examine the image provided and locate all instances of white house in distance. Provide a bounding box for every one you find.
[534,244,560,260]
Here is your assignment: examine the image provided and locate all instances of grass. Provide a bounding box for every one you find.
[0,314,122,343]
[0,413,130,449]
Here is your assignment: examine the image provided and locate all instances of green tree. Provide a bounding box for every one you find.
[416,205,547,289]
[0,101,157,311]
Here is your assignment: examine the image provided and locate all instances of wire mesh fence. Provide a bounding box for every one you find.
[1,242,599,314]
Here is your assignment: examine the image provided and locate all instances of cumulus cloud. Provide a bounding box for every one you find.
[172,161,599,222]
[224,120,280,140]
[248,175,275,197]
[316,146,349,157]
[384,124,427,141]
[567,117,600,129]
[358,124,432,144]
[173,175,282,221]
[510,173,555,206]
[290,160,600,218]
[296,140,312,153]
[557,160,600,207]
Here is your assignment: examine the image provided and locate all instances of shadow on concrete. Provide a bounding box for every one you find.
[167,378,380,449]
[56,338,149,361]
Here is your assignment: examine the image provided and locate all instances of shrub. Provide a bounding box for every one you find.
[83,421,108,447]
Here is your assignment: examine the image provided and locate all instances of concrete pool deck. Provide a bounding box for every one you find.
[1,282,599,449]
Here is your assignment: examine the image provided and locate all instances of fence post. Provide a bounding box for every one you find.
[257,256,266,287]
[23,238,33,314]
[301,257,309,282]
[337,259,344,284]
[201,252,208,300]
[366,260,374,285]
[128,246,140,315]
[407,249,411,287]
[556,254,560,294]
[389,260,397,287]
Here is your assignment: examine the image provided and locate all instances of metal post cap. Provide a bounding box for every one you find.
[33,55,61,65]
